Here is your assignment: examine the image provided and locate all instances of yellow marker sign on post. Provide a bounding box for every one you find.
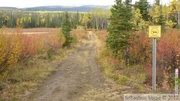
[149,25,161,91]
[149,26,161,38]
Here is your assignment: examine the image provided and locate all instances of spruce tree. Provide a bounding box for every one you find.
[156,0,166,32]
[155,0,160,5]
[158,6,166,32]
[106,0,133,65]
[62,12,73,47]
[134,0,150,21]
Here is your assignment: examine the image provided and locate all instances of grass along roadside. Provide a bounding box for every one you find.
[0,36,86,101]
[96,49,148,91]
[0,29,86,101]
[95,30,152,94]
[0,45,78,101]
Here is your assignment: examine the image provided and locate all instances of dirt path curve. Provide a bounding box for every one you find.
[27,31,122,101]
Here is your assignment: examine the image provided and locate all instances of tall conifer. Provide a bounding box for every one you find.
[106,0,133,65]
[62,12,73,47]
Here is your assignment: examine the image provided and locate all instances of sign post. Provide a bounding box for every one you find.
[152,38,156,91]
[149,25,161,91]
[175,68,178,95]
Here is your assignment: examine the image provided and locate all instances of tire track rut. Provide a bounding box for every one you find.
[27,32,121,101]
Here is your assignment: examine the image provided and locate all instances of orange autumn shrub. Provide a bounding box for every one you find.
[19,31,65,60]
[157,29,180,68]
[96,30,108,41]
[20,34,41,60]
[0,30,65,80]
[45,32,65,50]
[129,31,151,65]
[71,29,87,40]
[0,34,21,80]
[156,29,180,87]
[145,29,180,88]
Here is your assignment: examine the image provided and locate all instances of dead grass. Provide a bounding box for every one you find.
[0,28,59,34]
[95,31,151,93]
[0,28,87,100]
[0,48,71,100]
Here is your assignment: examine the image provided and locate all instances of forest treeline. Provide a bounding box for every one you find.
[0,0,180,30]
[0,9,111,30]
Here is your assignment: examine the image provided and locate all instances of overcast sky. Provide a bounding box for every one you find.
[0,0,171,8]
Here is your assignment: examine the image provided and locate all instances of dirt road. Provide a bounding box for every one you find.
[27,31,122,101]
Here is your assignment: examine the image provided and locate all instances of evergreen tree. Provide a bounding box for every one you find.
[61,12,73,47]
[158,6,166,32]
[155,0,160,5]
[134,0,150,21]
[156,0,166,32]
[106,0,133,65]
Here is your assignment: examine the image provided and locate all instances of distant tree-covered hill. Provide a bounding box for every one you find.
[0,5,111,12]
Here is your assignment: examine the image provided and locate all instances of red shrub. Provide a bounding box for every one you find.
[0,29,64,80]
[145,29,180,87]
[129,31,151,64]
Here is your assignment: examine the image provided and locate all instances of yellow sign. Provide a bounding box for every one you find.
[149,26,161,38]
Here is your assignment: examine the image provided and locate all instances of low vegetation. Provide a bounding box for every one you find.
[96,28,180,93]
[0,27,88,100]
[104,0,180,92]
[96,30,148,92]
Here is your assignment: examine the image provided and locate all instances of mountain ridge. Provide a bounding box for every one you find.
[0,5,111,12]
